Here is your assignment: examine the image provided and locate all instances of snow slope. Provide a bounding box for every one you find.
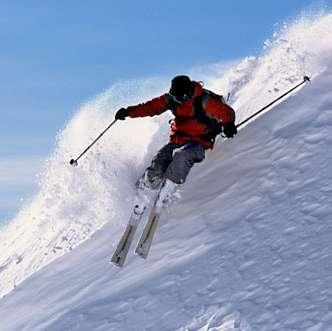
[0,13,332,331]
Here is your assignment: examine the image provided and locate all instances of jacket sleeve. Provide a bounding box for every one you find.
[204,96,236,124]
[126,94,171,118]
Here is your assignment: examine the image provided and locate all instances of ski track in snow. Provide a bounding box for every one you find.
[0,13,332,331]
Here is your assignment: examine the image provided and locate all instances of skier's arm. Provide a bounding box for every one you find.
[126,94,171,118]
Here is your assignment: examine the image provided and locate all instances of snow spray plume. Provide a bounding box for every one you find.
[235,76,310,129]
[70,119,118,166]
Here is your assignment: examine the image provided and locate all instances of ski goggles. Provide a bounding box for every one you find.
[169,92,192,104]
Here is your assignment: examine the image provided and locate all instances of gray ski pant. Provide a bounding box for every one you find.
[144,142,206,188]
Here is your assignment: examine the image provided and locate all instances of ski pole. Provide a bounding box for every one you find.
[70,119,118,166]
[236,76,310,129]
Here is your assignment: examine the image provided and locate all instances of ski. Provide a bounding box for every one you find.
[135,179,177,259]
[135,207,160,259]
[135,188,165,259]
[112,179,173,265]
[111,204,146,267]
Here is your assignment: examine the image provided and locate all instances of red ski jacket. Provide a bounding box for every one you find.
[125,81,235,149]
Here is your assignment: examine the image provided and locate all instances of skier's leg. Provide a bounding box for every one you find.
[156,143,205,208]
[164,142,205,184]
[138,143,178,189]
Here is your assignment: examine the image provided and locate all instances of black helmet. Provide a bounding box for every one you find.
[169,75,193,102]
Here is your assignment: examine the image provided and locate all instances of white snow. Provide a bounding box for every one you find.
[0,13,332,331]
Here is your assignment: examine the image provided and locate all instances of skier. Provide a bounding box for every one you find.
[115,75,237,207]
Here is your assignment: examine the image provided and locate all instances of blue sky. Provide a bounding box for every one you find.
[0,0,327,223]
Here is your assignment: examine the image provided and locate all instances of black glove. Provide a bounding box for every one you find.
[223,122,237,138]
[115,108,129,120]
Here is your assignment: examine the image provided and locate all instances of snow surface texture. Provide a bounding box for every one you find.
[0,13,332,331]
